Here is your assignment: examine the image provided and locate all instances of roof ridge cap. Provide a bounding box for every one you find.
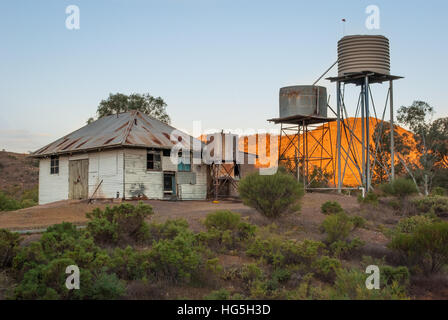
[121,110,138,146]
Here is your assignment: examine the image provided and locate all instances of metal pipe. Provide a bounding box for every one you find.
[336,81,342,193]
[313,60,338,86]
[361,84,366,187]
[365,76,371,191]
[389,80,395,181]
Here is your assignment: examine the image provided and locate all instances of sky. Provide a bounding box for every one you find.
[0,0,447,153]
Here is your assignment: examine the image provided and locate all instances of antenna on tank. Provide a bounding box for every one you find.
[341,19,346,36]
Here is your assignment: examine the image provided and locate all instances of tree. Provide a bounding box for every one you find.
[397,101,448,195]
[94,93,170,124]
[370,122,411,184]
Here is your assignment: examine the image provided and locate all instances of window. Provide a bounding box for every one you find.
[147,150,161,170]
[177,150,191,172]
[50,155,59,174]
[162,149,171,157]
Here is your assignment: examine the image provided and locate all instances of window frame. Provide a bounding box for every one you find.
[147,149,162,171]
[50,155,59,175]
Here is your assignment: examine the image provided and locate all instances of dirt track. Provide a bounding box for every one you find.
[0,192,379,237]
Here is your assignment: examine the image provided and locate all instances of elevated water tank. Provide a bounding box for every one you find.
[338,35,390,76]
[279,85,327,118]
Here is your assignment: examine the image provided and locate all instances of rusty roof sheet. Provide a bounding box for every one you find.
[31,111,201,157]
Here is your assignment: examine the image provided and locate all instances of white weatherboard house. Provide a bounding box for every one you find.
[31,111,209,205]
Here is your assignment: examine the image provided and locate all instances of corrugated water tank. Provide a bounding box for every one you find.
[338,35,390,76]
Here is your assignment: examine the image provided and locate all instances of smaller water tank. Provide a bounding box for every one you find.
[279,85,327,118]
[338,35,390,76]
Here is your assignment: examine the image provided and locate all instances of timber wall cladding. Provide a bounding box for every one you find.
[38,156,69,205]
[69,159,89,200]
[88,150,124,199]
[123,148,208,200]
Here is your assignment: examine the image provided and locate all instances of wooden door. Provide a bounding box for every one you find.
[69,159,89,200]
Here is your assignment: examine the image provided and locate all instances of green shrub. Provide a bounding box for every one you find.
[147,219,189,241]
[0,229,21,268]
[329,238,365,259]
[20,199,37,209]
[321,201,343,215]
[330,268,408,300]
[388,222,448,274]
[204,210,241,231]
[395,215,435,234]
[110,246,151,280]
[205,288,231,300]
[149,232,202,283]
[312,256,342,282]
[241,264,264,283]
[351,216,367,229]
[238,171,304,219]
[358,192,379,206]
[0,192,21,211]
[198,211,256,251]
[413,196,448,217]
[21,186,38,204]
[86,273,126,300]
[86,202,153,245]
[320,212,354,243]
[13,257,77,299]
[380,178,418,199]
[246,237,325,268]
[431,187,446,197]
[381,266,409,287]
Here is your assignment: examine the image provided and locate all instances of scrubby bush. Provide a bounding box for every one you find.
[394,215,435,234]
[388,222,448,274]
[320,212,354,243]
[147,219,189,242]
[246,237,325,269]
[205,288,231,300]
[380,178,418,199]
[110,246,151,280]
[351,216,367,229]
[321,201,343,215]
[86,202,153,245]
[0,192,22,211]
[381,266,409,287]
[431,187,446,197]
[0,229,21,268]
[330,268,408,300]
[357,192,379,206]
[413,196,448,217]
[312,256,342,282]
[238,171,304,219]
[149,231,203,283]
[204,210,241,231]
[85,273,126,300]
[241,264,264,283]
[329,238,365,259]
[198,211,256,251]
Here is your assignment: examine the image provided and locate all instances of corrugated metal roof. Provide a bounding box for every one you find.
[31,111,199,157]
